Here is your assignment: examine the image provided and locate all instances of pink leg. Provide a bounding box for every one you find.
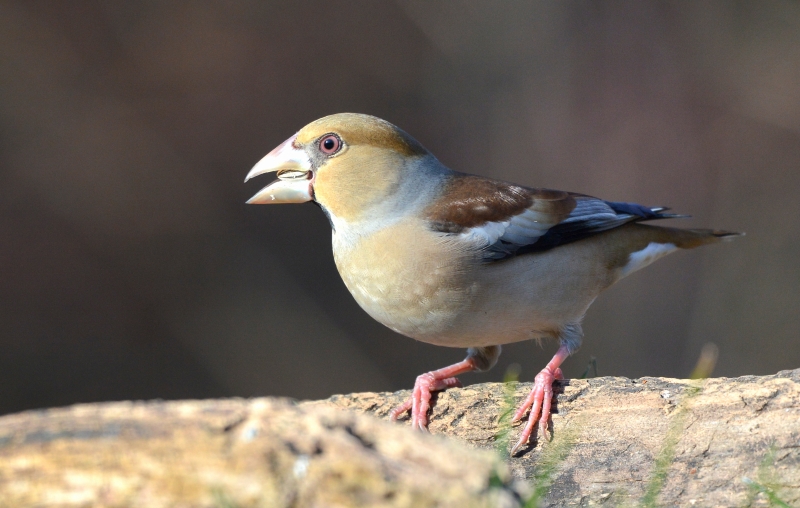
[510,344,570,454]
[389,358,476,431]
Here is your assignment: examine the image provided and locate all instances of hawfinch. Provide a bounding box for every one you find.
[245,113,739,454]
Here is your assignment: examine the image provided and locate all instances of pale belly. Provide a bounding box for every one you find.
[332,223,613,348]
[333,228,475,343]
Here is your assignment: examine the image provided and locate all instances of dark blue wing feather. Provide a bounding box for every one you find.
[605,200,660,219]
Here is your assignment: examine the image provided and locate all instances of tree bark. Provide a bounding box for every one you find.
[1,369,798,507]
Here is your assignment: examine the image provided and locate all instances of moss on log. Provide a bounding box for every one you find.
[1,369,798,507]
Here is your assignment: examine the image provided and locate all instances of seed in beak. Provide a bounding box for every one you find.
[277,169,311,180]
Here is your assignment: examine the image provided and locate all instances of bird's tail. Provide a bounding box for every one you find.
[609,225,743,280]
[663,227,744,249]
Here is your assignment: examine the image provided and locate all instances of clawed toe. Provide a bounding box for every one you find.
[388,358,478,432]
[389,374,463,430]
[389,399,413,421]
[509,361,564,453]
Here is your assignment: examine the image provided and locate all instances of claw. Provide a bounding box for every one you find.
[389,399,412,421]
[510,433,530,455]
[388,358,477,431]
[509,344,570,454]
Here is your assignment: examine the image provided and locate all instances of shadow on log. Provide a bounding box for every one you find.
[1,370,798,507]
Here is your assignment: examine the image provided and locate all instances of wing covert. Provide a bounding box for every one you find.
[425,173,683,262]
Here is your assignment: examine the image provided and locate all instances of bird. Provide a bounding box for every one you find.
[244,112,740,454]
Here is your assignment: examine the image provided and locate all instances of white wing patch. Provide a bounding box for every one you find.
[457,207,560,253]
[446,195,671,262]
[459,219,510,246]
[619,242,677,278]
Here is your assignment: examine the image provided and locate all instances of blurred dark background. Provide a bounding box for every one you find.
[1,1,799,416]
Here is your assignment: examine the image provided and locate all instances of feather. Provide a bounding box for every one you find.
[425,174,687,262]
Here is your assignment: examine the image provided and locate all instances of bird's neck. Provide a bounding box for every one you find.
[321,157,452,245]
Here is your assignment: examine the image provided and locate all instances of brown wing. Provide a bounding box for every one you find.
[425,173,682,261]
[424,173,576,234]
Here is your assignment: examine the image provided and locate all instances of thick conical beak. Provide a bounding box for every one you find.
[245,135,314,204]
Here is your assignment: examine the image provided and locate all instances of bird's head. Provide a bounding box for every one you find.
[245,113,442,226]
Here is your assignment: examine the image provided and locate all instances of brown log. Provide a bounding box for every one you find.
[315,369,800,507]
[1,369,798,507]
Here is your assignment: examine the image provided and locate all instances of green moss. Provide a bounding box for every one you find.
[495,365,582,507]
[494,364,521,456]
[524,421,581,508]
[640,383,701,507]
[743,445,792,507]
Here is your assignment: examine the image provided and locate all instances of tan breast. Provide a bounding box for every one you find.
[332,222,694,349]
[332,219,476,340]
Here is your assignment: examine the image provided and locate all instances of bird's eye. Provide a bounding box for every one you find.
[319,134,342,155]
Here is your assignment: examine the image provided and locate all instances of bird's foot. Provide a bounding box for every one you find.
[389,373,463,431]
[510,366,564,454]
